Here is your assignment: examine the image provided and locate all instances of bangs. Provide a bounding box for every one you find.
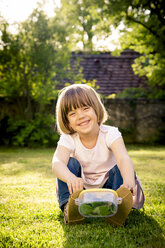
[61,87,93,115]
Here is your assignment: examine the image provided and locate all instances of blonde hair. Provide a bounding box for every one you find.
[56,84,108,134]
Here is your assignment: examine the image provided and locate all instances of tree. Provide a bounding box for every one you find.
[0,9,82,146]
[88,0,165,87]
[0,8,81,119]
[54,0,111,51]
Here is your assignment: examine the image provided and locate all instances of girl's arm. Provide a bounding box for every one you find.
[110,137,136,195]
[52,145,83,194]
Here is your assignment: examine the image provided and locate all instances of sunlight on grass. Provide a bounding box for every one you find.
[0,146,165,248]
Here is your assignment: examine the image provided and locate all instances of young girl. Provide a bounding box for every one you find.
[52,84,144,225]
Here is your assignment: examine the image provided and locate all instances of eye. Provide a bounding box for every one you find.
[83,106,90,111]
[68,111,75,117]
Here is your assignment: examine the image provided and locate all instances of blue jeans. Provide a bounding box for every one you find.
[57,157,123,210]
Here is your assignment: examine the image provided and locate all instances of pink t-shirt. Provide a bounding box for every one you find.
[57,125,121,189]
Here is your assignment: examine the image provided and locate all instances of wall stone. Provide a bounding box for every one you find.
[0,97,164,144]
[103,99,165,144]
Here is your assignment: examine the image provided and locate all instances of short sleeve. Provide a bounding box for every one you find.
[105,126,122,147]
[58,134,75,152]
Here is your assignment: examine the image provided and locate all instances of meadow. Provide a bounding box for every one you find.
[0,145,165,248]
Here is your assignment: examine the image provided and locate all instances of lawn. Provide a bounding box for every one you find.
[0,145,165,248]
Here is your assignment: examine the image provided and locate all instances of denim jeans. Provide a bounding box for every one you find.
[57,157,123,210]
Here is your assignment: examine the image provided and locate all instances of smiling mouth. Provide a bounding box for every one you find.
[78,120,90,126]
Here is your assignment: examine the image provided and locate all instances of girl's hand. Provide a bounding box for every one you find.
[67,177,84,194]
[120,183,137,196]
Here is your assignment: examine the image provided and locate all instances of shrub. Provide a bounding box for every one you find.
[6,113,59,147]
[115,87,165,99]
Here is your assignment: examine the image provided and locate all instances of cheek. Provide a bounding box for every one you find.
[91,111,98,120]
[68,117,75,127]
[94,113,99,124]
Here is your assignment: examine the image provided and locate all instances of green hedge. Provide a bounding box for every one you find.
[1,113,59,147]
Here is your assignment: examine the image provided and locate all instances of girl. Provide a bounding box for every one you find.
[52,84,144,225]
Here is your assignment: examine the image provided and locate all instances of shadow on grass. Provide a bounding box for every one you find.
[57,210,165,248]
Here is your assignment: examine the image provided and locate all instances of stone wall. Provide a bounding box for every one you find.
[0,97,164,144]
[103,99,165,144]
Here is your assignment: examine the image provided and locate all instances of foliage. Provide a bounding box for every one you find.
[0,7,84,109]
[54,0,111,51]
[0,9,72,105]
[115,87,165,99]
[4,114,59,147]
[0,8,83,147]
[79,202,117,217]
[90,0,165,88]
[53,0,165,90]
[119,23,165,88]
[0,146,165,247]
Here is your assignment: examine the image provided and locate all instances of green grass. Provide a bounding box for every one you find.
[0,145,165,248]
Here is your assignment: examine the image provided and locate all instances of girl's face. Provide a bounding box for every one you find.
[67,106,99,137]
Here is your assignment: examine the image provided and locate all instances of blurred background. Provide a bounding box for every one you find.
[0,0,164,147]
